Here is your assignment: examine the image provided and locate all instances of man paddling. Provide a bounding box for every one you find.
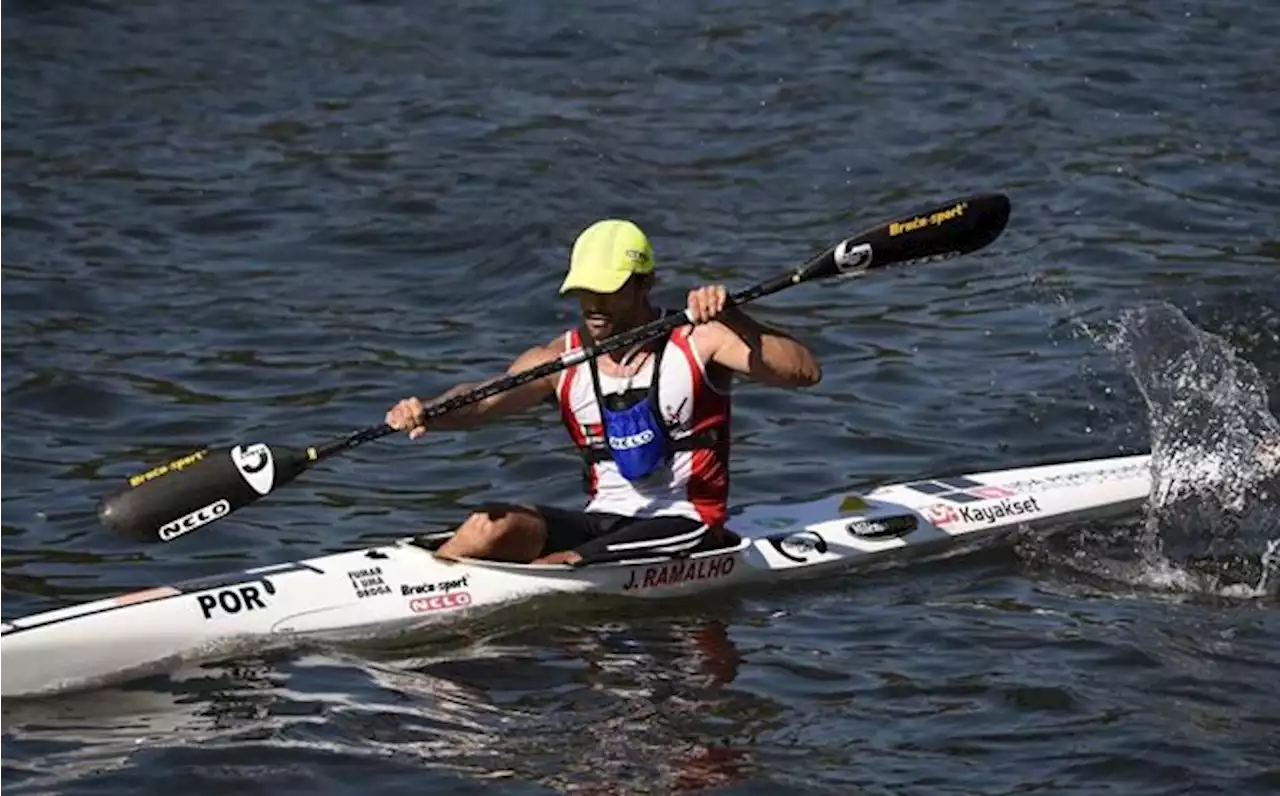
[387,219,822,565]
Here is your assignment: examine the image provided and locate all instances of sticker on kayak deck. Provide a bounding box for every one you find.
[113,586,181,607]
[838,494,869,512]
[347,566,392,599]
[955,496,1041,525]
[903,477,1014,504]
[769,531,828,562]
[927,496,1041,527]
[400,575,469,597]
[993,461,1150,494]
[231,443,275,495]
[409,592,471,613]
[925,504,960,526]
[621,555,737,591]
[197,581,275,620]
[846,514,918,539]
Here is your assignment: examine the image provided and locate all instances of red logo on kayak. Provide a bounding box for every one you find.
[925,504,959,526]
[409,592,472,613]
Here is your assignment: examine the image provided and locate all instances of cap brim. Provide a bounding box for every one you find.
[558,267,632,295]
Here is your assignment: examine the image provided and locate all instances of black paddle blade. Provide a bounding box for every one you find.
[805,193,1012,281]
[97,444,311,542]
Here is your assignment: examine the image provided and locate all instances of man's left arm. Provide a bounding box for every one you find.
[687,286,822,389]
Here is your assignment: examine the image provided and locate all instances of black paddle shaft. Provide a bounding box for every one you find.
[97,193,1011,542]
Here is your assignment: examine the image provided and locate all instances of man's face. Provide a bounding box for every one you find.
[574,276,649,341]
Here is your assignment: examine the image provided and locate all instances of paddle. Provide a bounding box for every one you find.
[98,192,1012,542]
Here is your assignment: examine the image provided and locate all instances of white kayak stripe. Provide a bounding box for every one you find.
[649,537,707,554]
[605,524,708,552]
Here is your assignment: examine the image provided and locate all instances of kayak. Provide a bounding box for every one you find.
[1,453,1151,698]
[6,192,1023,698]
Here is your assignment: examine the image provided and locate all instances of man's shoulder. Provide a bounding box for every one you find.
[524,332,570,358]
[507,334,569,379]
[681,323,735,390]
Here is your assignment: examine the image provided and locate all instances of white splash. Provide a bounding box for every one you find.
[1086,302,1279,598]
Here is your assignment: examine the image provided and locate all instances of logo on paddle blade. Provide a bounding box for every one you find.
[888,201,967,237]
[128,450,207,488]
[158,499,230,541]
[231,443,275,495]
[833,240,873,277]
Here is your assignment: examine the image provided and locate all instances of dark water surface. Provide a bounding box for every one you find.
[4,0,1279,793]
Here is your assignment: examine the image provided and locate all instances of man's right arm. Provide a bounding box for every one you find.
[385,335,566,438]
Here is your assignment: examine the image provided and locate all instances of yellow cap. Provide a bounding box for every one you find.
[558,219,654,295]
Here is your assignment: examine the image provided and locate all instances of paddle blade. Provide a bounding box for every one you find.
[806,193,1012,281]
[97,444,311,542]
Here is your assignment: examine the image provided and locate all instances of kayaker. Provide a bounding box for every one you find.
[385,219,822,565]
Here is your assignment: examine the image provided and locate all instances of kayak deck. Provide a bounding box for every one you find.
[1,454,1152,698]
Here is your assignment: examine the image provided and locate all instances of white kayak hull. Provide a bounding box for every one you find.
[1,454,1151,698]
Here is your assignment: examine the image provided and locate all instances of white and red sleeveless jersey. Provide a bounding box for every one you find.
[555,325,731,527]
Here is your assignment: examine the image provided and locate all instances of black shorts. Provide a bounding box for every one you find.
[536,505,719,564]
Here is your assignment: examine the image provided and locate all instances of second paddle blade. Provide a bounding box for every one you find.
[863,192,1012,266]
[806,193,1012,281]
[98,443,311,542]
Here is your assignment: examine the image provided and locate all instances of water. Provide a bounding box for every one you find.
[3,0,1279,793]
